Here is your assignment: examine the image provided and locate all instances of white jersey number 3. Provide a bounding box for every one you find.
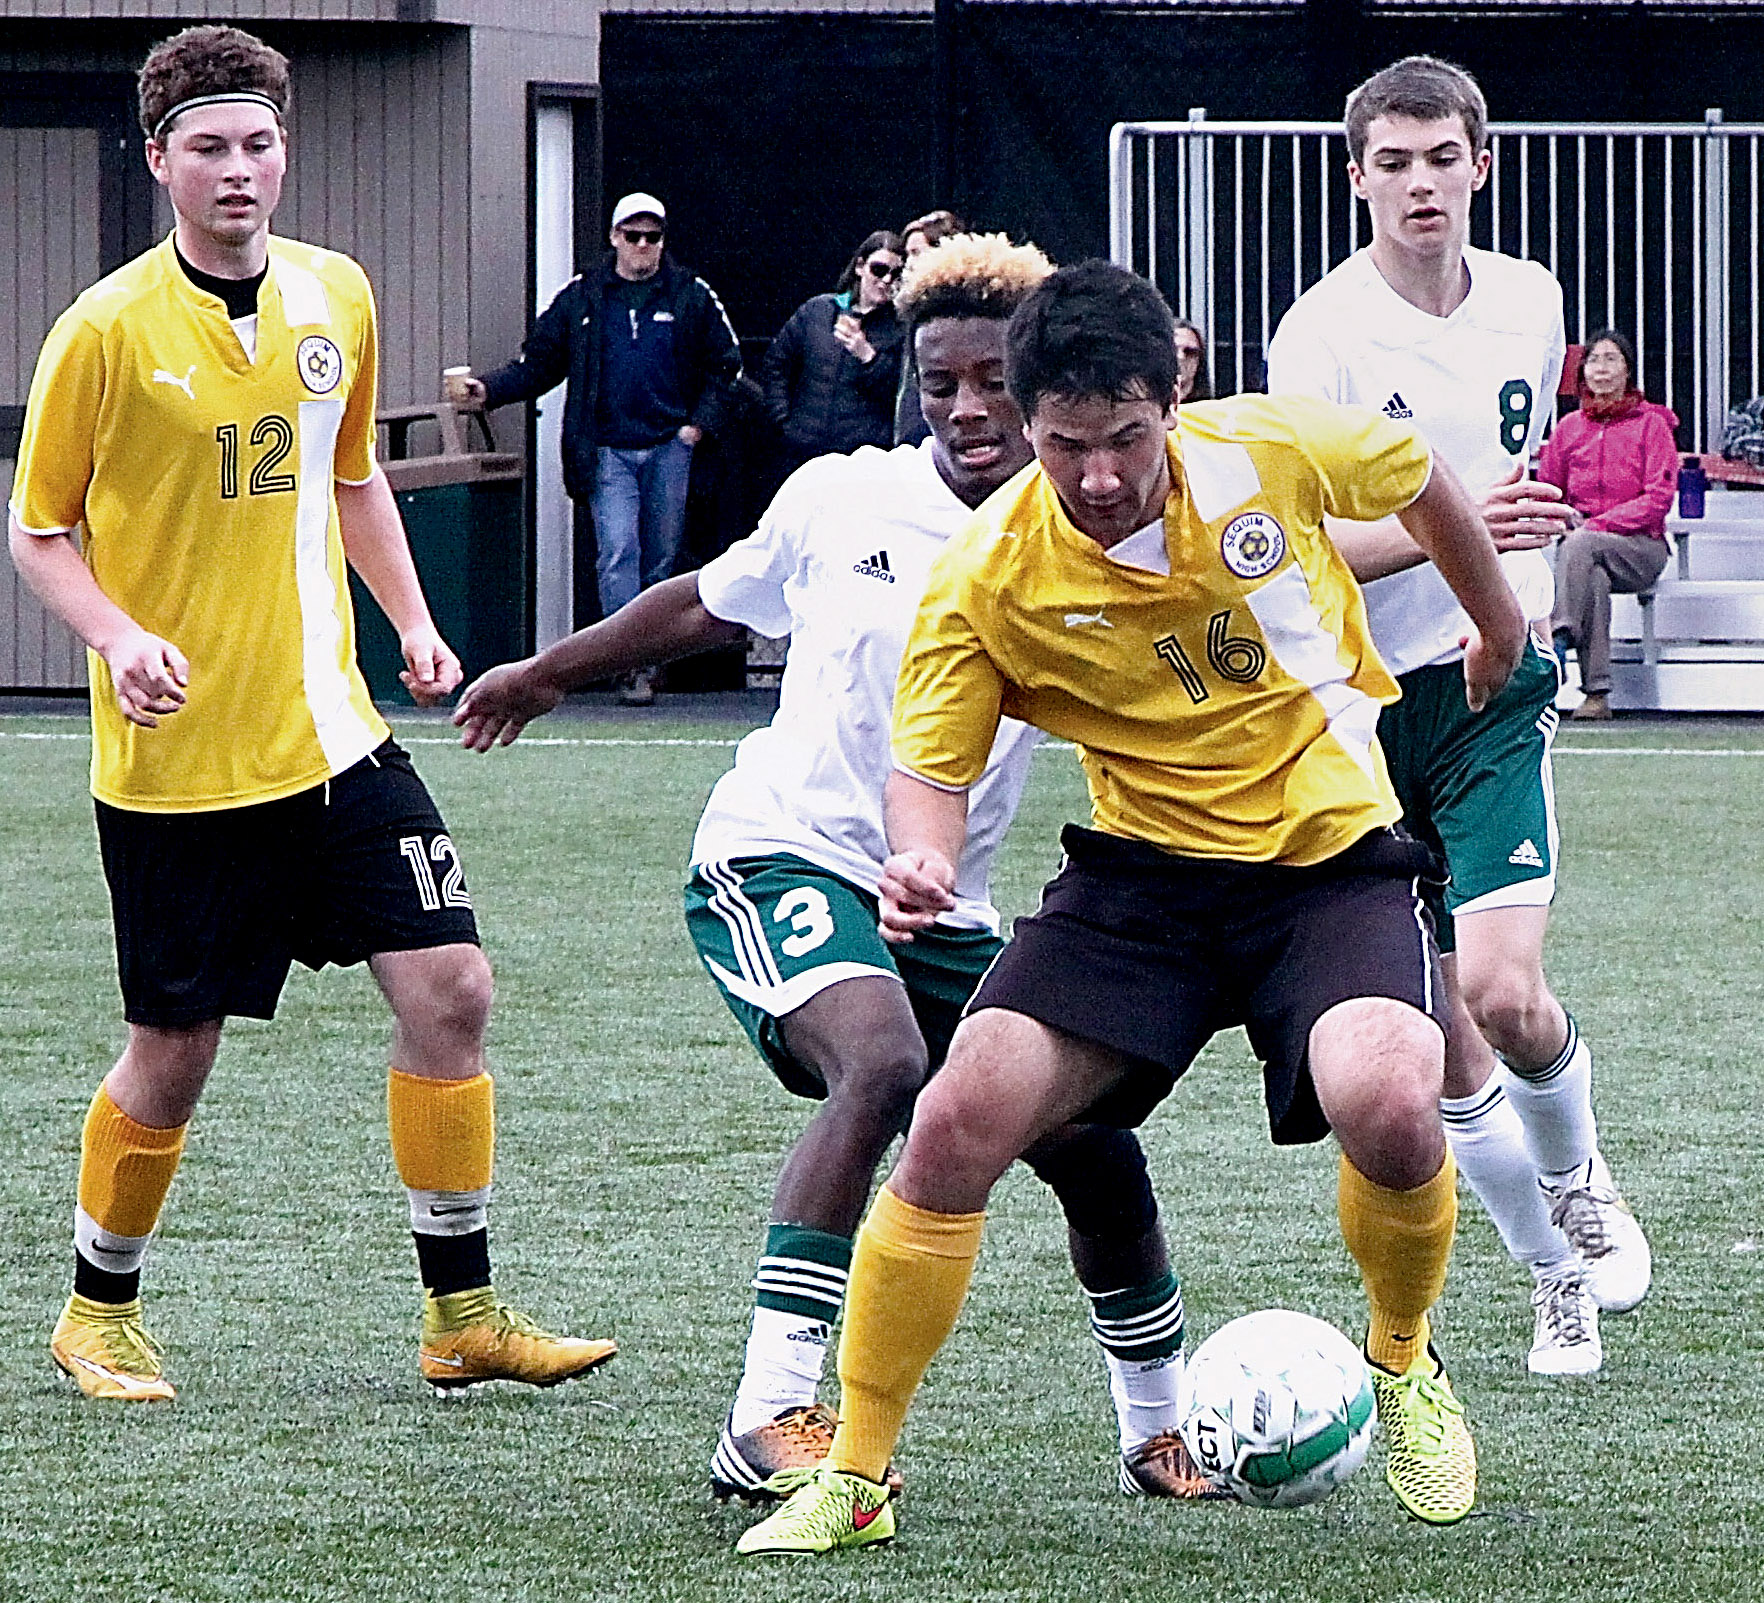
[774,886,835,957]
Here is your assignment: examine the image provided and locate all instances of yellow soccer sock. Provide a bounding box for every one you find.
[1339,1150,1457,1374]
[78,1082,187,1242]
[387,1069,495,1193]
[826,1185,985,1484]
[388,1071,497,1297]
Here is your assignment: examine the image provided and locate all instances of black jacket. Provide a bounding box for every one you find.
[761,293,904,469]
[479,253,742,499]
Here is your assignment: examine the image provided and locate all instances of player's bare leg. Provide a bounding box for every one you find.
[771,977,928,1233]
[372,944,614,1389]
[1453,906,1649,1313]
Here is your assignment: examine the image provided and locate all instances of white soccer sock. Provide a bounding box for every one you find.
[729,1307,832,1436]
[1103,1351,1184,1455]
[1440,1082,1577,1275]
[1088,1272,1185,1454]
[1501,1016,1601,1181]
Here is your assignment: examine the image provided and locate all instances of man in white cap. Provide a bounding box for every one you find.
[463,192,741,702]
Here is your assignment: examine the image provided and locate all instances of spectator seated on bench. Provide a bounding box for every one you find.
[1541,329,1677,719]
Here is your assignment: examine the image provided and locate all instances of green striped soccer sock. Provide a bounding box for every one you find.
[1088,1270,1185,1453]
[729,1224,852,1435]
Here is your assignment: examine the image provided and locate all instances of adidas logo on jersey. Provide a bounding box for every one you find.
[853,551,895,583]
[1382,392,1414,420]
[1508,838,1545,868]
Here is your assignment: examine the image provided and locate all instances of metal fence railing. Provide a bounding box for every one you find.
[1109,112,1764,451]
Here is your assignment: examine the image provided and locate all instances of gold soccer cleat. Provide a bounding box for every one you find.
[419,1287,616,1391]
[50,1294,175,1402]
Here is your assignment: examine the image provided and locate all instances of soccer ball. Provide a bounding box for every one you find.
[1177,1309,1375,1508]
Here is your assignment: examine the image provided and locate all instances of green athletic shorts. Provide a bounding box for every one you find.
[1377,636,1562,952]
[684,853,1002,1100]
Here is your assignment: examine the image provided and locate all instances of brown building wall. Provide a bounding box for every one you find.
[466,22,597,379]
[0,10,593,688]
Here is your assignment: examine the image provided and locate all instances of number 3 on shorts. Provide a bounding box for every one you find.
[774,885,835,957]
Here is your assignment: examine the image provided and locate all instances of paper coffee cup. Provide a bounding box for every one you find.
[443,365,474,403]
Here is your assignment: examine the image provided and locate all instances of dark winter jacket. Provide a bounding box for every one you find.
[761,292,904,469]
[478,253,742,499]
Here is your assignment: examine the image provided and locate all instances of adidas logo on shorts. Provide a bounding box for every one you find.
[853,551,895,583]
[1508,838,1545,868]
[1383,392,1414,420]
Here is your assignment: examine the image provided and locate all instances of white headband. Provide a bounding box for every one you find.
[152,91,283,145]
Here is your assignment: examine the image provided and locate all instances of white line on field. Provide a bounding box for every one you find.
[6,729,1764,758]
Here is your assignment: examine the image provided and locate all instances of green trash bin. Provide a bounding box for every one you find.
[353,403,527,704]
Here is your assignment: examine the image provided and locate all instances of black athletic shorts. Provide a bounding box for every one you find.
[967,823,1449,1145]
[97,740,480,1028]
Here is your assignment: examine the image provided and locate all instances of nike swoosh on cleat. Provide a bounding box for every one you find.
[851,1502,884,1530]
[425,1353,466,1367]
[65,1352,160,1395]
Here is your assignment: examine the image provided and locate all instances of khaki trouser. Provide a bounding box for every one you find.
[1551,529,1671,694]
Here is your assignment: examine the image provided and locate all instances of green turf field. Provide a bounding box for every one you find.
[2,708,1760,1602]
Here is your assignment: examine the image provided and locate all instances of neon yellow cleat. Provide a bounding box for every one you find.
[734,1465,895,1555]
[50,1294,175,1402]
[1369,1345,1477,1525]
[419,1287,615,1391]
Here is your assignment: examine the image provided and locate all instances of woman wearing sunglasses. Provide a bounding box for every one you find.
[762,230,906,481]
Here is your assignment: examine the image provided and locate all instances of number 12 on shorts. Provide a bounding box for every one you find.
[400,834,473,912]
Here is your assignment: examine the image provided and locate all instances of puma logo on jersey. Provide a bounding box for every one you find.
[1064,609,1113,629]
[853,551,895,582]
[153,365,196,400]
[1508,838,1545,868]
[1382,392,1413,420]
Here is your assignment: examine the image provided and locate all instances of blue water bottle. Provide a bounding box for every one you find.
[1678,455,1707,518]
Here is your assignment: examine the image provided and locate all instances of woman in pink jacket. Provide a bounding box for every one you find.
[1541,329,1678,720]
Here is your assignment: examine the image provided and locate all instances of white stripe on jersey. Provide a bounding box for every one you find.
[295,398,381,771]
[1245,564,1382,779]
[1181,438,1262,522]
[278,259,332,328]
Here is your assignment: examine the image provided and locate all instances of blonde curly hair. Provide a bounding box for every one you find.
[895,232,1055,340]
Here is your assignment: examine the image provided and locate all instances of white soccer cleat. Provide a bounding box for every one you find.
[1527,1269,1602,1377]
[1542,1154,1652,1313]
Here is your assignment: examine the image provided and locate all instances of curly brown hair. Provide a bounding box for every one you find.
[138,26,290,139]
[894,232,1054,344]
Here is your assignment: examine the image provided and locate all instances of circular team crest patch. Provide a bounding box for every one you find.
[297,334,344,395]
[1219,510,1287,579]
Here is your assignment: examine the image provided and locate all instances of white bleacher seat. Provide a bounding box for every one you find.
[1602,490,1764,710]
